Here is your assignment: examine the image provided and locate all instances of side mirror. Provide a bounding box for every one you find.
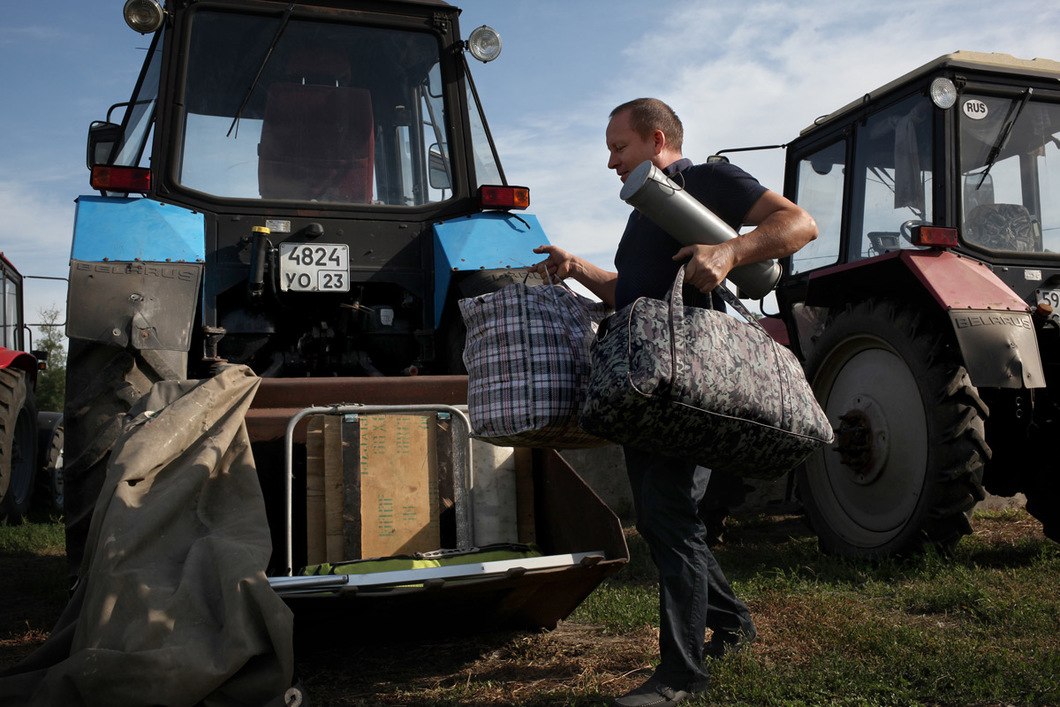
[428,143,451,190]
[87,121,123,169]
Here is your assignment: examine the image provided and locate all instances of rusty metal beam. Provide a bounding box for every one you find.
[247,375,468,443]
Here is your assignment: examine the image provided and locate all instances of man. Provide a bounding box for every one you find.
[534,98,816,706]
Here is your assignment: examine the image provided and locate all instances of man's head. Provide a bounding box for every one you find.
[606,98,684,182]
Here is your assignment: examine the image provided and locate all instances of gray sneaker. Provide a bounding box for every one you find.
[613,677,696,706]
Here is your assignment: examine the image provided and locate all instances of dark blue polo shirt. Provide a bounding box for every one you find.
[613,158,767,309]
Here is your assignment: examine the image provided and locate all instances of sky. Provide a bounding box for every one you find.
[2,0,1060,344]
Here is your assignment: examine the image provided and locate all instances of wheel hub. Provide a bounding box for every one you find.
[833,395,889,484]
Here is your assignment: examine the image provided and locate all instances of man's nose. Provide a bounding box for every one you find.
[607,153,620,170]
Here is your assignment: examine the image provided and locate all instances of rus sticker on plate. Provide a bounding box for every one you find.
[279,243,350,292]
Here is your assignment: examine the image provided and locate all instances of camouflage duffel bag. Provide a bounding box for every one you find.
[580,267,834,479]
[460,279,612,448]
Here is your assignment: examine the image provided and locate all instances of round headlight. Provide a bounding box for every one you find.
[467,26,502,63]
[930,77,957,110]
[124,0,165,34]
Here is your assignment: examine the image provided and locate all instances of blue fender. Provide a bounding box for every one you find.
[67,196,205,350]
[71,195,205,263]
[432,212,549,327]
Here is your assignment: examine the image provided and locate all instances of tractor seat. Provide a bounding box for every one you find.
[258,47,374,203]
[964,203,1042,252]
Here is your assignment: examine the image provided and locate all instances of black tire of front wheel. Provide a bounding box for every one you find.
[797,300,990,558]
[0,368,38,523]
[62,342,184,580]
[36,424,64,512]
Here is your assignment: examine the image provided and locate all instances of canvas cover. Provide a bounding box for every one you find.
[0,365,294,706]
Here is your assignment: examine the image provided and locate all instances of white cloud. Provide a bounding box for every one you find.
[0,180,75,339]
[487,0,1060,291]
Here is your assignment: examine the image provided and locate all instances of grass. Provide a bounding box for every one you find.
[1,508,1057,705]
[570,508,1060,706]
[0,512,69,671]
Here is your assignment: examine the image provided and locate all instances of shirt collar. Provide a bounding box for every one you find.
[663,157,693,176]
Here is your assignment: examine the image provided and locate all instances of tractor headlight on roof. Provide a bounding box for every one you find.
[467,26,502,63]
[123,0,165,34]
[930,77,958,109]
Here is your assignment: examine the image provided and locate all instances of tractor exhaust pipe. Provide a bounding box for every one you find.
[619,160,782,299]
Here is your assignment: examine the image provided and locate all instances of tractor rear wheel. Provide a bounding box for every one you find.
[797,300,989,557]
[0,367,38,523]
[63,341,184,580]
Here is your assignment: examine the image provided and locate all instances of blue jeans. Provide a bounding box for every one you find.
[623,446,753,691]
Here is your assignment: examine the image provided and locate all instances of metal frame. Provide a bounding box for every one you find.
[281,403,474,576]
[269,551,606,597]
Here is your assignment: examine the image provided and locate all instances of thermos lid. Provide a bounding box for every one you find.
[619,160,656,202]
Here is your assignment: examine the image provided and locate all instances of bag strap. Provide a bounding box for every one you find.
[667,267,688,395]
[711,282,768,335]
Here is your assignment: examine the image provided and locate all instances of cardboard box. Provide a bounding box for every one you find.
[306,413,441,562]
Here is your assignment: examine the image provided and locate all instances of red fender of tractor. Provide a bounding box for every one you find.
[902,250,1044,389]
[0,348,40,384]
[803,250,1043,390]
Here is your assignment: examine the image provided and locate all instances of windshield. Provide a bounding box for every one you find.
[179,10,453,206]
[960,92,1060,253]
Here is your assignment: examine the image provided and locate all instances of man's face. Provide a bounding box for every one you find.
[606,110,658,183]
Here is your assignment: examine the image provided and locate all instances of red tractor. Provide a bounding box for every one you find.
[0,253,64,523]
[757,52,1060,556]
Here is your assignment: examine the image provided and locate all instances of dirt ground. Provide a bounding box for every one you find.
[0,509,1047,705]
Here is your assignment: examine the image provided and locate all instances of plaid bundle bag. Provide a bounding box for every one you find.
[580,267,834,478]
[459,280,611,448]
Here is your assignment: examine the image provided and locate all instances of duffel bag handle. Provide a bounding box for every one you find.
[667,265,769,336]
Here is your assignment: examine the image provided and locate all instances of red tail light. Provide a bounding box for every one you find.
[913,226,959,247]
[479,185,529,210]
[90,165,151,193]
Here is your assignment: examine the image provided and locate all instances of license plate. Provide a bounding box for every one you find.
[1036,288,1060,311]
[279,243,350,292]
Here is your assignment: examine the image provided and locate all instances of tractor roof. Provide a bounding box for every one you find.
[801,51,1060,135]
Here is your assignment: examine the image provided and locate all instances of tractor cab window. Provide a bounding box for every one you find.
[0,266,21,351]
[467,82,502,187]
[851,95,934,260]
[113,35,162,169]
[960,93,1060,253]
[790,139,846,274]
[179,11,454,207]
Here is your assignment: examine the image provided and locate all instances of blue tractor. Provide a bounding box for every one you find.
[64,0,626,629]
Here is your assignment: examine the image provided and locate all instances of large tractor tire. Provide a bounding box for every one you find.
[0,367,39,524]
[797,300,989,557]
[63,341,184,581]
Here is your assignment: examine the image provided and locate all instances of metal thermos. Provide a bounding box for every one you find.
[619,160,782,299]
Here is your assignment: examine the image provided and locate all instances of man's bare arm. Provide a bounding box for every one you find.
[676,191,818,294]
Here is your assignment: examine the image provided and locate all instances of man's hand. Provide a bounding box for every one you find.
[531,244,618,307]
[531,244,576,282]
[673,243,735,294]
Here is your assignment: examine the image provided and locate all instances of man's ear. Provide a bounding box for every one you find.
[652,129,666,155]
